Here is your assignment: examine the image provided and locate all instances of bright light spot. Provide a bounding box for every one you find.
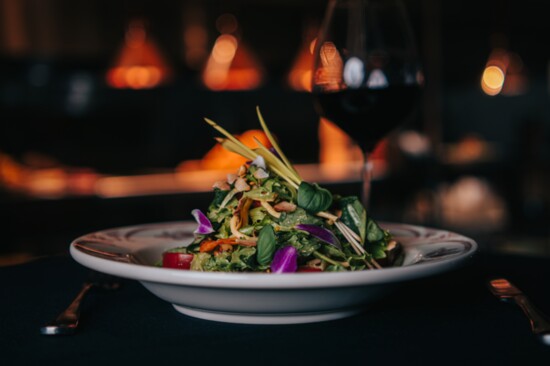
[398,130,430,156]
[343,57,364,88]
[202,34,262,91]
[203,35,237,90]
[366,69,388,89]
[123,66,161,89]
[212,35,238,63]
[107,66,162,90]
[481,65,505,96]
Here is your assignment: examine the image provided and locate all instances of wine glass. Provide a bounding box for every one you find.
[312,0,422,207]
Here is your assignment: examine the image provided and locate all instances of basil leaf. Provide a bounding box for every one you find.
[366,240,387,259]
[320,244,347,261]
[297,182,333,214]
[366,219,385,242]
[324,264,347,272]
[256,225,276,265]
[339,196,367,242]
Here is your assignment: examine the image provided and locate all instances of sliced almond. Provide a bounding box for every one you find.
[227,173,238,184]
[273,201,297,212]
[237,164,247,176]
[387,240,398,251]
[235,177,250,192]
[213,180,230,191]
[253,168,269,179]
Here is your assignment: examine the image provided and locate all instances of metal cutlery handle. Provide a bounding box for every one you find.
[40,282,94,335]
[514,294,550,334]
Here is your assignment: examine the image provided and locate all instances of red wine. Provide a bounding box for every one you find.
[313,86,420,152]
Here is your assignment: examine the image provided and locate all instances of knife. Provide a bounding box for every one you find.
[488,278,550,345]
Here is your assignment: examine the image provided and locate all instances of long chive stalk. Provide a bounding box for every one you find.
[203,112,382,268]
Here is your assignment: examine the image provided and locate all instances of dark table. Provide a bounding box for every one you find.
[2,252,550,365]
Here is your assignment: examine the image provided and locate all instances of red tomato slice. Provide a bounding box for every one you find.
[296,266,323,272]
[162,252,194,269]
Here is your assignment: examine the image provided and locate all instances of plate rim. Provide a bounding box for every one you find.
[70,221,478,289]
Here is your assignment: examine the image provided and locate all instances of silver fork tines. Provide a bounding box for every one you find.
[40,273,120,335]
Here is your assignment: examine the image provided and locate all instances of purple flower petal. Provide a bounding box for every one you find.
[191,209,214,235]
[270,246,298,273]
[295,224,342,250]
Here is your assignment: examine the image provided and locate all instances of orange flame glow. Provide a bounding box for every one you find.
[202,14,263,91]
[202,34,263,91]
[178,130,271,172]
[107,19,170,89]
[318,118,362,179]
[287,24,318,92]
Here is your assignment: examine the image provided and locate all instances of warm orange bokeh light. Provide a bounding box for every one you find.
[0,152,98,198]
[287,32,317,92]
[106,19,170,89]
[212,35,238,63]
[201,14,263,91]
[202,34,263,91]
[178,130,271,172]
[108,66,162,90]
[480,47,527,96]
[481,65,505,96]
[318,118,362,179]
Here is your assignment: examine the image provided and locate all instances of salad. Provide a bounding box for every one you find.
[162,107,402,273]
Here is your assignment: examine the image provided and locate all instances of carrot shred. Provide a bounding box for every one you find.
[199,238,240,252]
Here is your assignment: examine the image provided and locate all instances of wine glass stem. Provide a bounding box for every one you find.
[361,151,373,209]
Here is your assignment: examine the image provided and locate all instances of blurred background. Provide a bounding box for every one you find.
[0,0,548,265]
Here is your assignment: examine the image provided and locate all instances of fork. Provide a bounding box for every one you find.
[488,278,550,345]
[40,272,120,335]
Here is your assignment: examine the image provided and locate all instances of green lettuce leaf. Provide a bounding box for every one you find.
[278,208,322,227]
[366,219,385,242]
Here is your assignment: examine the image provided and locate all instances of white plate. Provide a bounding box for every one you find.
[70,221,477,324]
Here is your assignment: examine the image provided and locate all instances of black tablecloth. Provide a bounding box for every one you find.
[2,252,550,365]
